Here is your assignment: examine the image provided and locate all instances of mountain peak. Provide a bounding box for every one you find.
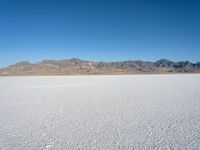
[15,61,31,65]
[69,57,82,61]
[155,59,174,67]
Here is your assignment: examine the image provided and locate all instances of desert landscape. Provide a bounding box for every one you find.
[0,74,200,149]
[1,0,200,149]
[0,58,200,76]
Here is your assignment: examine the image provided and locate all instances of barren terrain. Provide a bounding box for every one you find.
[0,75,200,149]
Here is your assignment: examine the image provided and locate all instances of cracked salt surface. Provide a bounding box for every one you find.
[0,75,200,150]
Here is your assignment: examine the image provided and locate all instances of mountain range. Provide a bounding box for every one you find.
[0,58,200,76]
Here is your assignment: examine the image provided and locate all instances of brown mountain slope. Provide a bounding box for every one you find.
[0,58,200,76]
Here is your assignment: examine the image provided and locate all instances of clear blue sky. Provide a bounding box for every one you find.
[0,0,200,67]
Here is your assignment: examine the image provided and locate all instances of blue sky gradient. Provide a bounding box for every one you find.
[0,0,200,67]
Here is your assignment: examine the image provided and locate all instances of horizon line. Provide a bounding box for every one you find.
[1,57,200,69]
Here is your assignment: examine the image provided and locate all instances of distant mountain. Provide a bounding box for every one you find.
[0,58,200,76]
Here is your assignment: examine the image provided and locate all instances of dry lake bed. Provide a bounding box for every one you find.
[0,75,200,150]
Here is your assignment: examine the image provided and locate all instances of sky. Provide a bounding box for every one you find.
[0,0,200,67]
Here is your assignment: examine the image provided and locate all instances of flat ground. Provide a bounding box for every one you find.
[0,75,200,150]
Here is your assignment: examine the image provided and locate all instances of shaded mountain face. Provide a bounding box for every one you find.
[154,59,175,68]
[0,58,199,76]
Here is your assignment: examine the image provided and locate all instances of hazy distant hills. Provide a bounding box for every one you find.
[0,58,200,76]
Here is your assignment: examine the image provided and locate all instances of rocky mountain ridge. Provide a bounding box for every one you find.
[0,58,200,75]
